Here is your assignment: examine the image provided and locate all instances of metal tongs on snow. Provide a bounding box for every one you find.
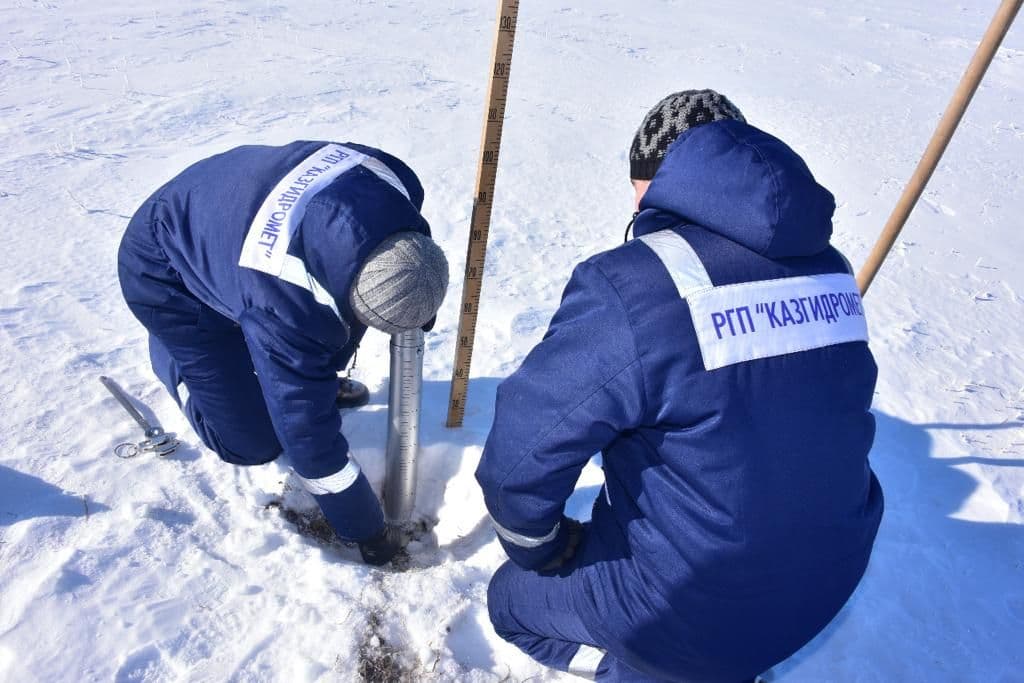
[99,376,179,458]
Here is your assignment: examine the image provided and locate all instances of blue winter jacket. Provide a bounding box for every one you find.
[134,141,428,540]
[477,120,883,681]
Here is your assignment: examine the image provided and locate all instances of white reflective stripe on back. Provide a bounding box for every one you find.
[567,644,605,679]
[277,254,342,320]
[687,273,869,371]
[491,517,560,549]
[359,155,410,201]
[240,143,367,276]
[637,230,713,299]
[294,459,362,495]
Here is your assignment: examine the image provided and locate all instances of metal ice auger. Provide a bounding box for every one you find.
[99,376,179,458]
[383,329,424,524]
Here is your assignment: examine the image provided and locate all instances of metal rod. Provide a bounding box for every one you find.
[856,0,1023,294]
[384,329,424,523]
[99,375,152,433]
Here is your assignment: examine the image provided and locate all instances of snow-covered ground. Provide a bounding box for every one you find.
[1,0,1022,680]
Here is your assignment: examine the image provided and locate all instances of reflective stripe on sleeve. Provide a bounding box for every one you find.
[637,230,713,299]
[567,644,605,679]
[491,517,560,549]
[277,254,344,321]
[294,459,362,495]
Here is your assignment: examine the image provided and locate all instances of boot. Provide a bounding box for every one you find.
[336,377,370,409]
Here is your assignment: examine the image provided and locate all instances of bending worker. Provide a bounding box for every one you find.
[478,90,883,681]
[118,141,448,566]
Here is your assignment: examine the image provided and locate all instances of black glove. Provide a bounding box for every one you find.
[540,518,584,572]
[358,524,405,566]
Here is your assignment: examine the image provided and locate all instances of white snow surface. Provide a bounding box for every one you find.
[1,1,1022,681]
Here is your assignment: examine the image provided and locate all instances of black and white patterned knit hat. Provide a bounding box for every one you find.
[629,89,746,180]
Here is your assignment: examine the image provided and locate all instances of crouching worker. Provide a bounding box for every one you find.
[477,90,883,681]
[118,141,448,565]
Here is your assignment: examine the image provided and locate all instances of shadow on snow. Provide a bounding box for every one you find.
[776,410,1024,677]
[0,464,110,526]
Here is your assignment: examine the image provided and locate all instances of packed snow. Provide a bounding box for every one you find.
[1,0,1022,680]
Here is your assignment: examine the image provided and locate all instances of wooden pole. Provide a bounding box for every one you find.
[857,0,1022,295]
[446,0,520,428]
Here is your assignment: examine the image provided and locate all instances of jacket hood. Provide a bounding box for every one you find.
[635,120,835,259]
[302,178,430,328]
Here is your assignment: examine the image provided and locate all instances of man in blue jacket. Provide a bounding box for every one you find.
[478,90,883,681]
[118,141,448,565]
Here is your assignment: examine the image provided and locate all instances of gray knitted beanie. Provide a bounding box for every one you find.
[630,89,745,180]
[349,231,449,335]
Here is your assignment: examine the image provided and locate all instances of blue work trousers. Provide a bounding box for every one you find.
[117,202,281,466]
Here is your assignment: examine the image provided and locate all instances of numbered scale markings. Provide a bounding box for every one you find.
[447,0,520,428]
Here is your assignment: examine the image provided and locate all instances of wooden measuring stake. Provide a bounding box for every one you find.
[446,0,520,428]
[857,0,1022,295]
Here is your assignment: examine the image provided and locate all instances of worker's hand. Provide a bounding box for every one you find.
[539,517,584,572]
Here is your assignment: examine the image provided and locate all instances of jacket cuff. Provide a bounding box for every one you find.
[311,471,385,543]
[493,516,570,570]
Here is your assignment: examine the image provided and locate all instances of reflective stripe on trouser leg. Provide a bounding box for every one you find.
[568,644,606,680]
[176,381,191,411]
[487,561,603,674]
